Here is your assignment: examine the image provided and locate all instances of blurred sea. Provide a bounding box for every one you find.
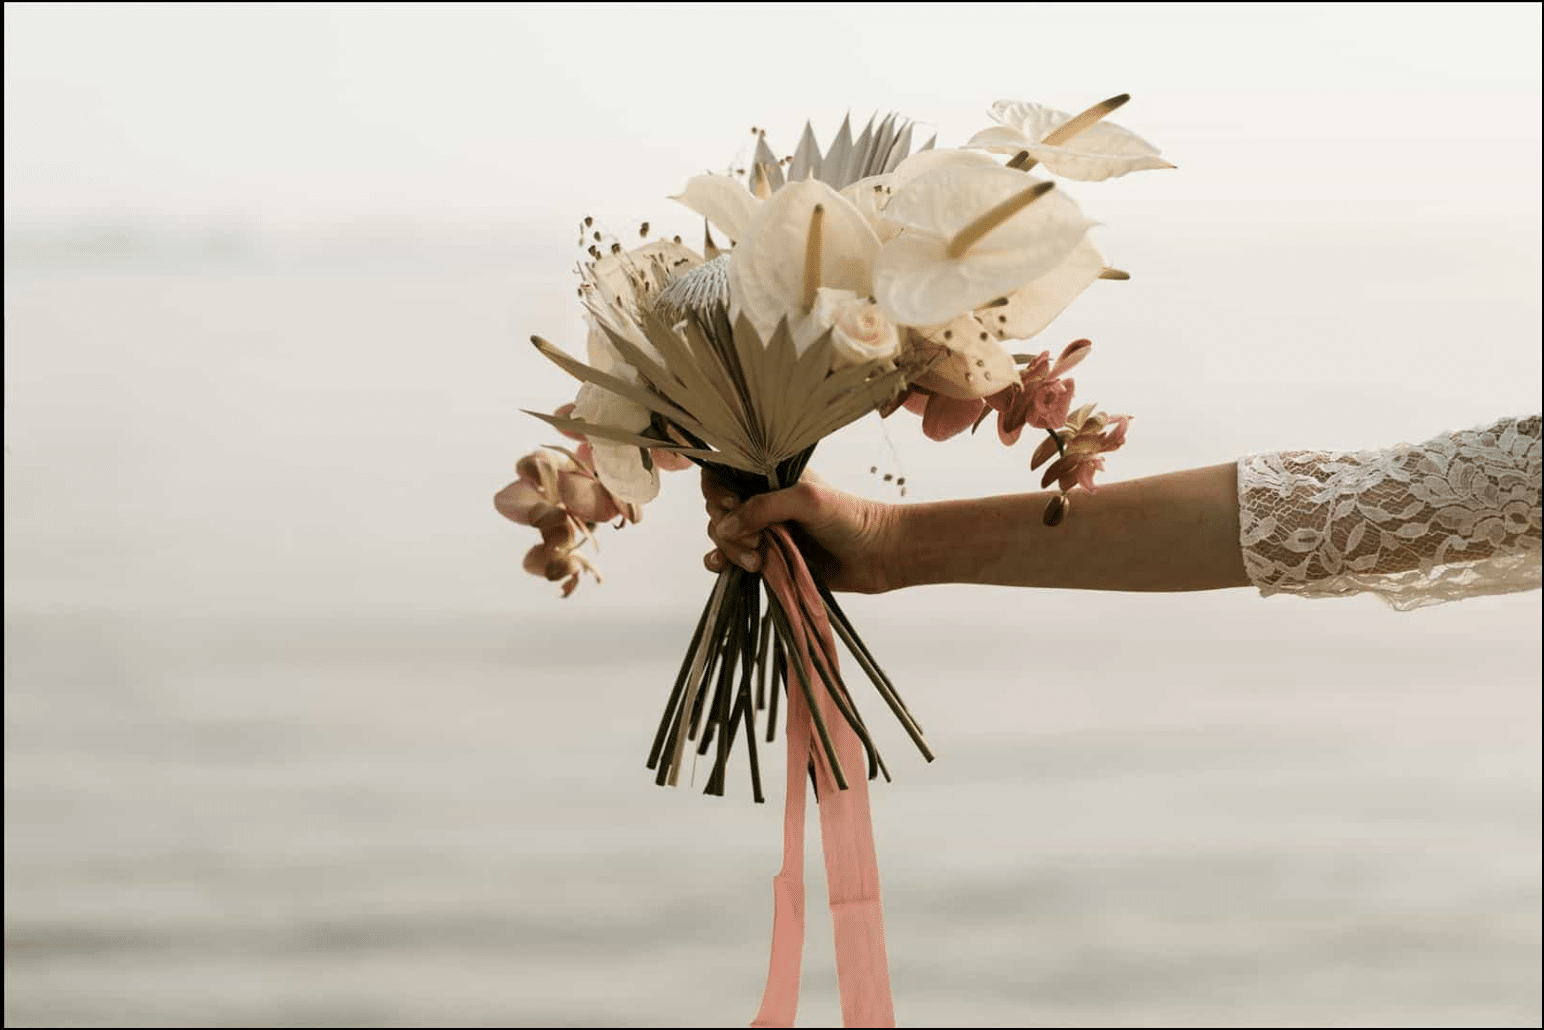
[4,238,1541,1028]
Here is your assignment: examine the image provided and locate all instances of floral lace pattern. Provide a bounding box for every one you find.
[1237,415,1543,610]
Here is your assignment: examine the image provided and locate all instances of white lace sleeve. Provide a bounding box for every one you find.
[1236,415,1542,611]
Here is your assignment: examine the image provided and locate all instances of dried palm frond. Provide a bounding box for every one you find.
[530,243,935,799]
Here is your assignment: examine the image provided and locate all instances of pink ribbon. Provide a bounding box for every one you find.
[751,526,895,1028]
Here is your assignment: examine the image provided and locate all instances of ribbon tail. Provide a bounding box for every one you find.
[752,545,813,1029]
[753,528,897,1029]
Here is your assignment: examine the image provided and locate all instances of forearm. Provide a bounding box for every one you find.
[889,462,1250,592]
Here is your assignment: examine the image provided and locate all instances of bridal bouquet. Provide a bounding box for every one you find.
[498,95,1169,1028]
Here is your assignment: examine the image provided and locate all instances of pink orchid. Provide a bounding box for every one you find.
[521,541,600,599]
[555,401,694,474]
[899,386,986,441]
[987,339,1091,445]
[1030,402,1132,494]
[495,443,630,597]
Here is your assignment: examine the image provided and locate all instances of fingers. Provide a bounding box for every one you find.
[700,473,824,576]
[717,482,819,541]
[704,545,759,573]
[699,468,740,511]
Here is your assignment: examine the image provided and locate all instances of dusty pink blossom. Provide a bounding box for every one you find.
[521,542,599,598]
[988,339,1091,445]
[495,443,629,596]
[1030,403,1132,494]
[900,385,986,441]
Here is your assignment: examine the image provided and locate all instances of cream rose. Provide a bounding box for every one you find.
[811,288,900,368]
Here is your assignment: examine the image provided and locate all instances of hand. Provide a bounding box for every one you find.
[701,469,901,594]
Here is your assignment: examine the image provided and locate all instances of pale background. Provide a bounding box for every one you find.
[4,3,1540,1027]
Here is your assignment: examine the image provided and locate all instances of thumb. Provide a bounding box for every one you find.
[722,481,820,538]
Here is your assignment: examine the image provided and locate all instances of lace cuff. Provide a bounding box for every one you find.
[1237,415,1543,611]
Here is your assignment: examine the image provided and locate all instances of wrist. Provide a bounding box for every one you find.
[874,501,917,593]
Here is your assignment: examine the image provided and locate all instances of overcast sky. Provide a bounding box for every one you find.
[5,2,1540,230]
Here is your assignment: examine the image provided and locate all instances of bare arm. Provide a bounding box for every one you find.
[703,462,1250,594]
[889,463,1248,591]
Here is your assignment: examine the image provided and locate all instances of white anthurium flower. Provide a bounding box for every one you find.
[840,152,999,248]
[798,287,901,368]
[571,316,661,505]
[873,163,1096,327]
[907,312,1018,399]
[728,178,881,345]
[669,174,762,244]
[840,176,902,244]
[978,233,1106,342]
[887,147,999,188]
[968,100,1173,182]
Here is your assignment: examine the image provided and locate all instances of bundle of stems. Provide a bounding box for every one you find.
[643,443,935,802]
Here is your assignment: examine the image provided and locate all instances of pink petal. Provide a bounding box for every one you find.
[523,542,557,577]
[1051,339,1091,377]
[1069,457,1105,493]
[494,481,552,526]
[535,507,577,549]
[922,393,986,441]
[1030,433,1061,470]
[1040,454,1073,490]
[517,449,575,489]
[1100,415,1132,452]
[553,402,586,441]
[558,473,622,523]
[649,447,695,472]
[1026,378,1075,431]
[1019,352,1052,384]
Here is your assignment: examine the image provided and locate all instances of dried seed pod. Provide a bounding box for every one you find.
[1042,493,1069,527]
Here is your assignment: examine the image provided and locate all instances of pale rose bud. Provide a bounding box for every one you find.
[816,292,900,368]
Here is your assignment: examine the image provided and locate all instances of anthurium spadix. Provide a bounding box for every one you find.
[969,98,1174,182]
[874,163,1096,327]
[729,178,881,347]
